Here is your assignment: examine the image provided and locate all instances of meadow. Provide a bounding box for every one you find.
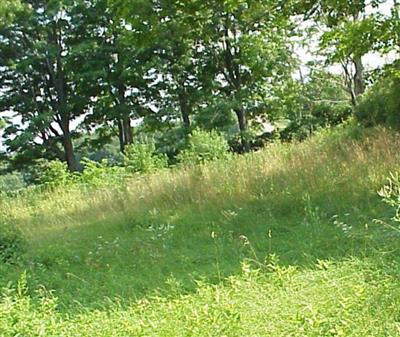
[1,124,400,336]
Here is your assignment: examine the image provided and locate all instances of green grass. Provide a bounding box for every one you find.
[1,124,400,336]
[2,259,400,336]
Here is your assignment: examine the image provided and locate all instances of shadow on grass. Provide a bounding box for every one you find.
[1,186,399,314]
[2,126,400,313]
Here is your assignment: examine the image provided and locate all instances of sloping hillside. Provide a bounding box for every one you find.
[1,125,400,336]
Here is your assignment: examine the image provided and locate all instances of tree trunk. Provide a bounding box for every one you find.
[178,90,191,130]
[353,56,365,97]
[116,84,133,152]
[122,115,133,145]
[117,116,133,153]
[61,126,78,172]
[342,61,358,106]
[235,108,250,152]
[349,84,357,107]
[46,26,78,172]
[117,119,125,153]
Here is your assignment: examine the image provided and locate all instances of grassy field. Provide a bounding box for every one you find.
[1,124,400,336]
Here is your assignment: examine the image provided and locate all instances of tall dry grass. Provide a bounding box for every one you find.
[1,125,399,241]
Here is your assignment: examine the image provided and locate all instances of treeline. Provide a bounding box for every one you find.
[0,0,398,175]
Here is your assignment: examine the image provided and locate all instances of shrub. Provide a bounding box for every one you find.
[38,160,72,187]
[79,158,128,188]
[151,127,189,162]
[281,102,353,141]
[177,129,231,165]
[0,172,25,195]
[355,68,400,129]
[313,102,353,126]
[0,220,24,263]
[123,140,167,174]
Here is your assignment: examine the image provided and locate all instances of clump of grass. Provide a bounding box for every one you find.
[0,219,24,264]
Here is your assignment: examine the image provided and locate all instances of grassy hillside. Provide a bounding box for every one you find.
[1,125,400,336]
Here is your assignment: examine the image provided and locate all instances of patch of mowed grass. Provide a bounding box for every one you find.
[1,124,400,334]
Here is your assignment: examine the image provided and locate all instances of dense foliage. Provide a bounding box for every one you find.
[177,129,231,165]
[356,63,400,128]
[0,0,397,178]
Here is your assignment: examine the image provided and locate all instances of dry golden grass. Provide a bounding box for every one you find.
[1,125,399,241]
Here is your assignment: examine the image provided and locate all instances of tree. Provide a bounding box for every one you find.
[199,0,295,151]
[81,2,153,153]
[0,0,22,26]
[296,0,400,111]
[282,62,353,140]
[115,0,296,152]
[300,0,381,105]
[116,0,211,135]
[0,0,105,171]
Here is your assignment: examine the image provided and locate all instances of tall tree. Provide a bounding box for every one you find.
[117,0,210,134]
[81,3,153,153]
[0,0,103,171]
[301,0,387,104]
[200,0,295,151]
[115,0,295,152]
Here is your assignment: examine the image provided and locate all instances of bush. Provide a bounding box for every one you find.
[356,68,400,129]
[38,160,72,187]
[313,102,353,126]
[0,172,25,195]
[177,129,231,165]
[37,159,129,189]
[0,220,24,263]
[79,158,128,188]
[278,69,353,141]
[281,102,353,141]
[123,140,167,174]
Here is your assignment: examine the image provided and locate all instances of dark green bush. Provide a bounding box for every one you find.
[281,102,352,141]
[177,129,231,165]
[124,139,168,174]
[356,68,400,129]
[38,160,73,187]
